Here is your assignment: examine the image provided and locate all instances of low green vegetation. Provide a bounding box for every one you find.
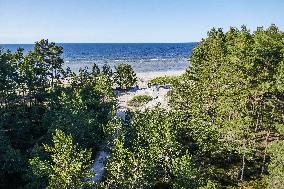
[148,75,180,86]
[114,63,137,90]
[127,94,153,107]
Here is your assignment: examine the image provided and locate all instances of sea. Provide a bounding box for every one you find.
[0,43,197,73]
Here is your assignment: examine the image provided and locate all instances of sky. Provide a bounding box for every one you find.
[0,0,284,44]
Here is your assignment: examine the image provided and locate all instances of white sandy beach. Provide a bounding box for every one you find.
[136,70,185,87]
[136,70,185,80]
[118,70,185,113]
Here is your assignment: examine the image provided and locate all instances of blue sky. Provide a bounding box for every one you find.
[0,0,283,43]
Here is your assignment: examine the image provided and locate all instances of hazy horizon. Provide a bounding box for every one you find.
[0,42,197,45]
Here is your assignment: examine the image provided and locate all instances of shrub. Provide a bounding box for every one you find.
[92,63,100,77]
[127,95,153,107]
[148,75,180,86]
[114,64,137,90]
[102,64,113,79]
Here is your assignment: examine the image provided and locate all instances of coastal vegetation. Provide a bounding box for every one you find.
[29,129,94,188]
[0,40,115,188]
[127,94,153,107]
[169,24,284,188]
[1,25,284,188]
[148,75,180,86]
[114,63,137,90]
[100,108,199,189]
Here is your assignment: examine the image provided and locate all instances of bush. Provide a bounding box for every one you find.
[114,64,137,90]
[148,75,180,86]
[127,95,153,107]
[102,64,113,79]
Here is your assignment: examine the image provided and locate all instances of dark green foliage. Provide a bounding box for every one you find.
[127,94,153,107]
[0,41,115,188]
[102,64,113,79]
[44,65,115,151]
[92,63,101,77]
[0,129,25,188]
[267,125,284,189]
[29,129,94,189]
[0,48,19,107]
[114,63,137,90]
[100,108,201,189]
[171,25,284,187]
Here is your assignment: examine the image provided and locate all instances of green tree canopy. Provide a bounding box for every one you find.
[171,24,284,187]
[0,40,116,188]
[29,129,94,189]
[101,108,200,189]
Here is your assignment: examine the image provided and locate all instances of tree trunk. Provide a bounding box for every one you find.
[261,130,270,175]
[240,153,245,181]
[255,112,259,132]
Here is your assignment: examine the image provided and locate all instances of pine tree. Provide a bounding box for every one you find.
[101,108,200,189]
[29,129,94,189]
[171,25,284,186]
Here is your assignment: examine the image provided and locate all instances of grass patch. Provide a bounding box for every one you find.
[127,95,153,107]
[148,75,180,86]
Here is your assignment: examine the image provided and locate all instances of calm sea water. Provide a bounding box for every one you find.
[0,43,197,73]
